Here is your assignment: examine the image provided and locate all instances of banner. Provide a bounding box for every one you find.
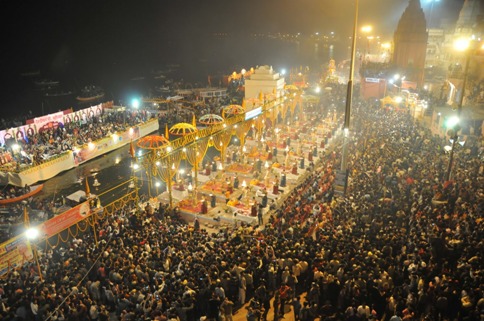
[0,234,33,276]
[39,202,91,238]
[34,111,65,132]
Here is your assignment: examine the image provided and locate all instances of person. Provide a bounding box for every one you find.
[210,193,217,208]
[251,200,258,217]
[246,306,261,321]
[291,163,298,175]
[201,199,208,214]
[239,272,247,306]
[205,163,211,176]
[299,302,311,321]
[292,296,302,321]
[272,182,279,195]
[278,283,291,318]
[194,217,200,231]
[234,176,240,189]
[280,173,286,188]
[273,291,280,321]
[258,206,263,225]
[208,293,221,321]
[220,297,234,321]
[261,192,268,208]
[255,282,271,321]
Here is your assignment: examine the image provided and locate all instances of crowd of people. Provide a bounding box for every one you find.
[1,110,151,171]
[0,95,482,321]
[1,96,231,172]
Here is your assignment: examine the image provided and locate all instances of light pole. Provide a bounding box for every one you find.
[444,116,460,182]
[443,38,474,182]
[361,25,372,60]
[24,206,43,281]
[341,0,359,173]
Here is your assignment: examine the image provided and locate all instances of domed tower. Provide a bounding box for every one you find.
[455,0,483,38]
[392,0,428,88]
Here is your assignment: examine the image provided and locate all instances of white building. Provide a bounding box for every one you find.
[195,88,227,100]
[244,65,285,100]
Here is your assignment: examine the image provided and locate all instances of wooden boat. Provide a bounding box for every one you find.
[76,93,105,102]
[0,184,44,205]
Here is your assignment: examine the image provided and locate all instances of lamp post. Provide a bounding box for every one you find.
[341,0,359,173]
[444,116,460,182]
[361,25,372,60]
[444,38,476,182]
[24,206,43,281]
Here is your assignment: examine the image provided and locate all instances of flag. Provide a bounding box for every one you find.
[129,140,135,159]
[165,124,169,140]
[85,177,90,196]
[192,114,196,127]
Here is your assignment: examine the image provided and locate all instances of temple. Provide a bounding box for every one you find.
[392,0,428,88]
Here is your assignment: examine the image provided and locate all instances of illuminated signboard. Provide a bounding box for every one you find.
[365,78,380,83]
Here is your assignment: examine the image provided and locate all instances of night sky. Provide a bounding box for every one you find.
[0,0,463,116]
[1,0,463,69]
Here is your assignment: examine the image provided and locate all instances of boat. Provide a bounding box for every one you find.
[20,70,40,77]
[77,93,105,102]
[44,90,73,97]
[0,184,44,205]
[35,79,60,87]
[76,85,105,102]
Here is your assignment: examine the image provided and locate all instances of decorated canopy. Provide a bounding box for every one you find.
[137,135,171,149]
[169,123,198,136]
[221,104,244,119]
[198,114,224,126]
[284,84,299,91]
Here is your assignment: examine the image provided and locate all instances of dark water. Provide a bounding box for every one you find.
[4,35,347,119]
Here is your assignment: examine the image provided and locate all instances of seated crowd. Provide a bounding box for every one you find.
[0,100,482,321]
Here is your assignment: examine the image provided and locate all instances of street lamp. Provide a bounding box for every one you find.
[131,98,140,109]
[361,25,372,59]
[24,206,43,281]
[341,0,359,176]
[444,116,460,182]
[442,37,479,182]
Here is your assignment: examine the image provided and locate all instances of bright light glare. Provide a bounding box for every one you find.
[454,38,470,51]
[131,98,140,109]
[280,69,286,75]
[25,227,39,240]
[361,25,372,33]
[395,96,403,103]
[11,144,20,152]
[315,86,321,93]
[446,116,459,128]
[133,163,139,170]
